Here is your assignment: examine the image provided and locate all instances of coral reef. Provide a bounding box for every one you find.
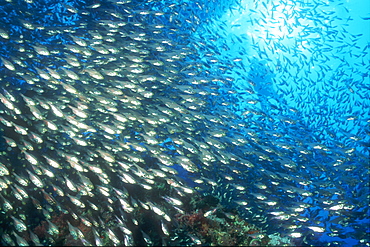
[169,194,274,246]
[27,191,298,246]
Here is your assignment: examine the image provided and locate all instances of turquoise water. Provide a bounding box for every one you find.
[196,0,370,155]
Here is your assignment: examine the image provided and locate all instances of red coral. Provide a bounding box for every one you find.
[32,212,82,244]
[176,211,207,230]
[174,206,270,246]
[33,220,48,240]
[175,211,215,240]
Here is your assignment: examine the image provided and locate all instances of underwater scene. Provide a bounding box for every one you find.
[0,0,369,246]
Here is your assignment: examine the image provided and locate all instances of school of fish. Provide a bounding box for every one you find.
[0,0,369,246]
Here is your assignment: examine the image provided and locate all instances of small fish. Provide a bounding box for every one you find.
[11,216,27,232]
[0,28,9,39]
[48,102,64,118]
[13,123,28,135]
[26,170,44,188]
[13,184,29,199]
[12,231,28,246]
[23,151,38,165]
[160,220,170,236]
[107,228,120,245]
[0,57,15,70]
[67,194,85,208]
[0,92,15,110]
[0,162,10,176]
[33,45,50,56]
[92,227,103,246]
[1,195,13,211]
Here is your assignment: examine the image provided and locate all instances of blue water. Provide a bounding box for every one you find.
[0,0,369,246]
[195,0,370,156]
[191,0,370,245]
